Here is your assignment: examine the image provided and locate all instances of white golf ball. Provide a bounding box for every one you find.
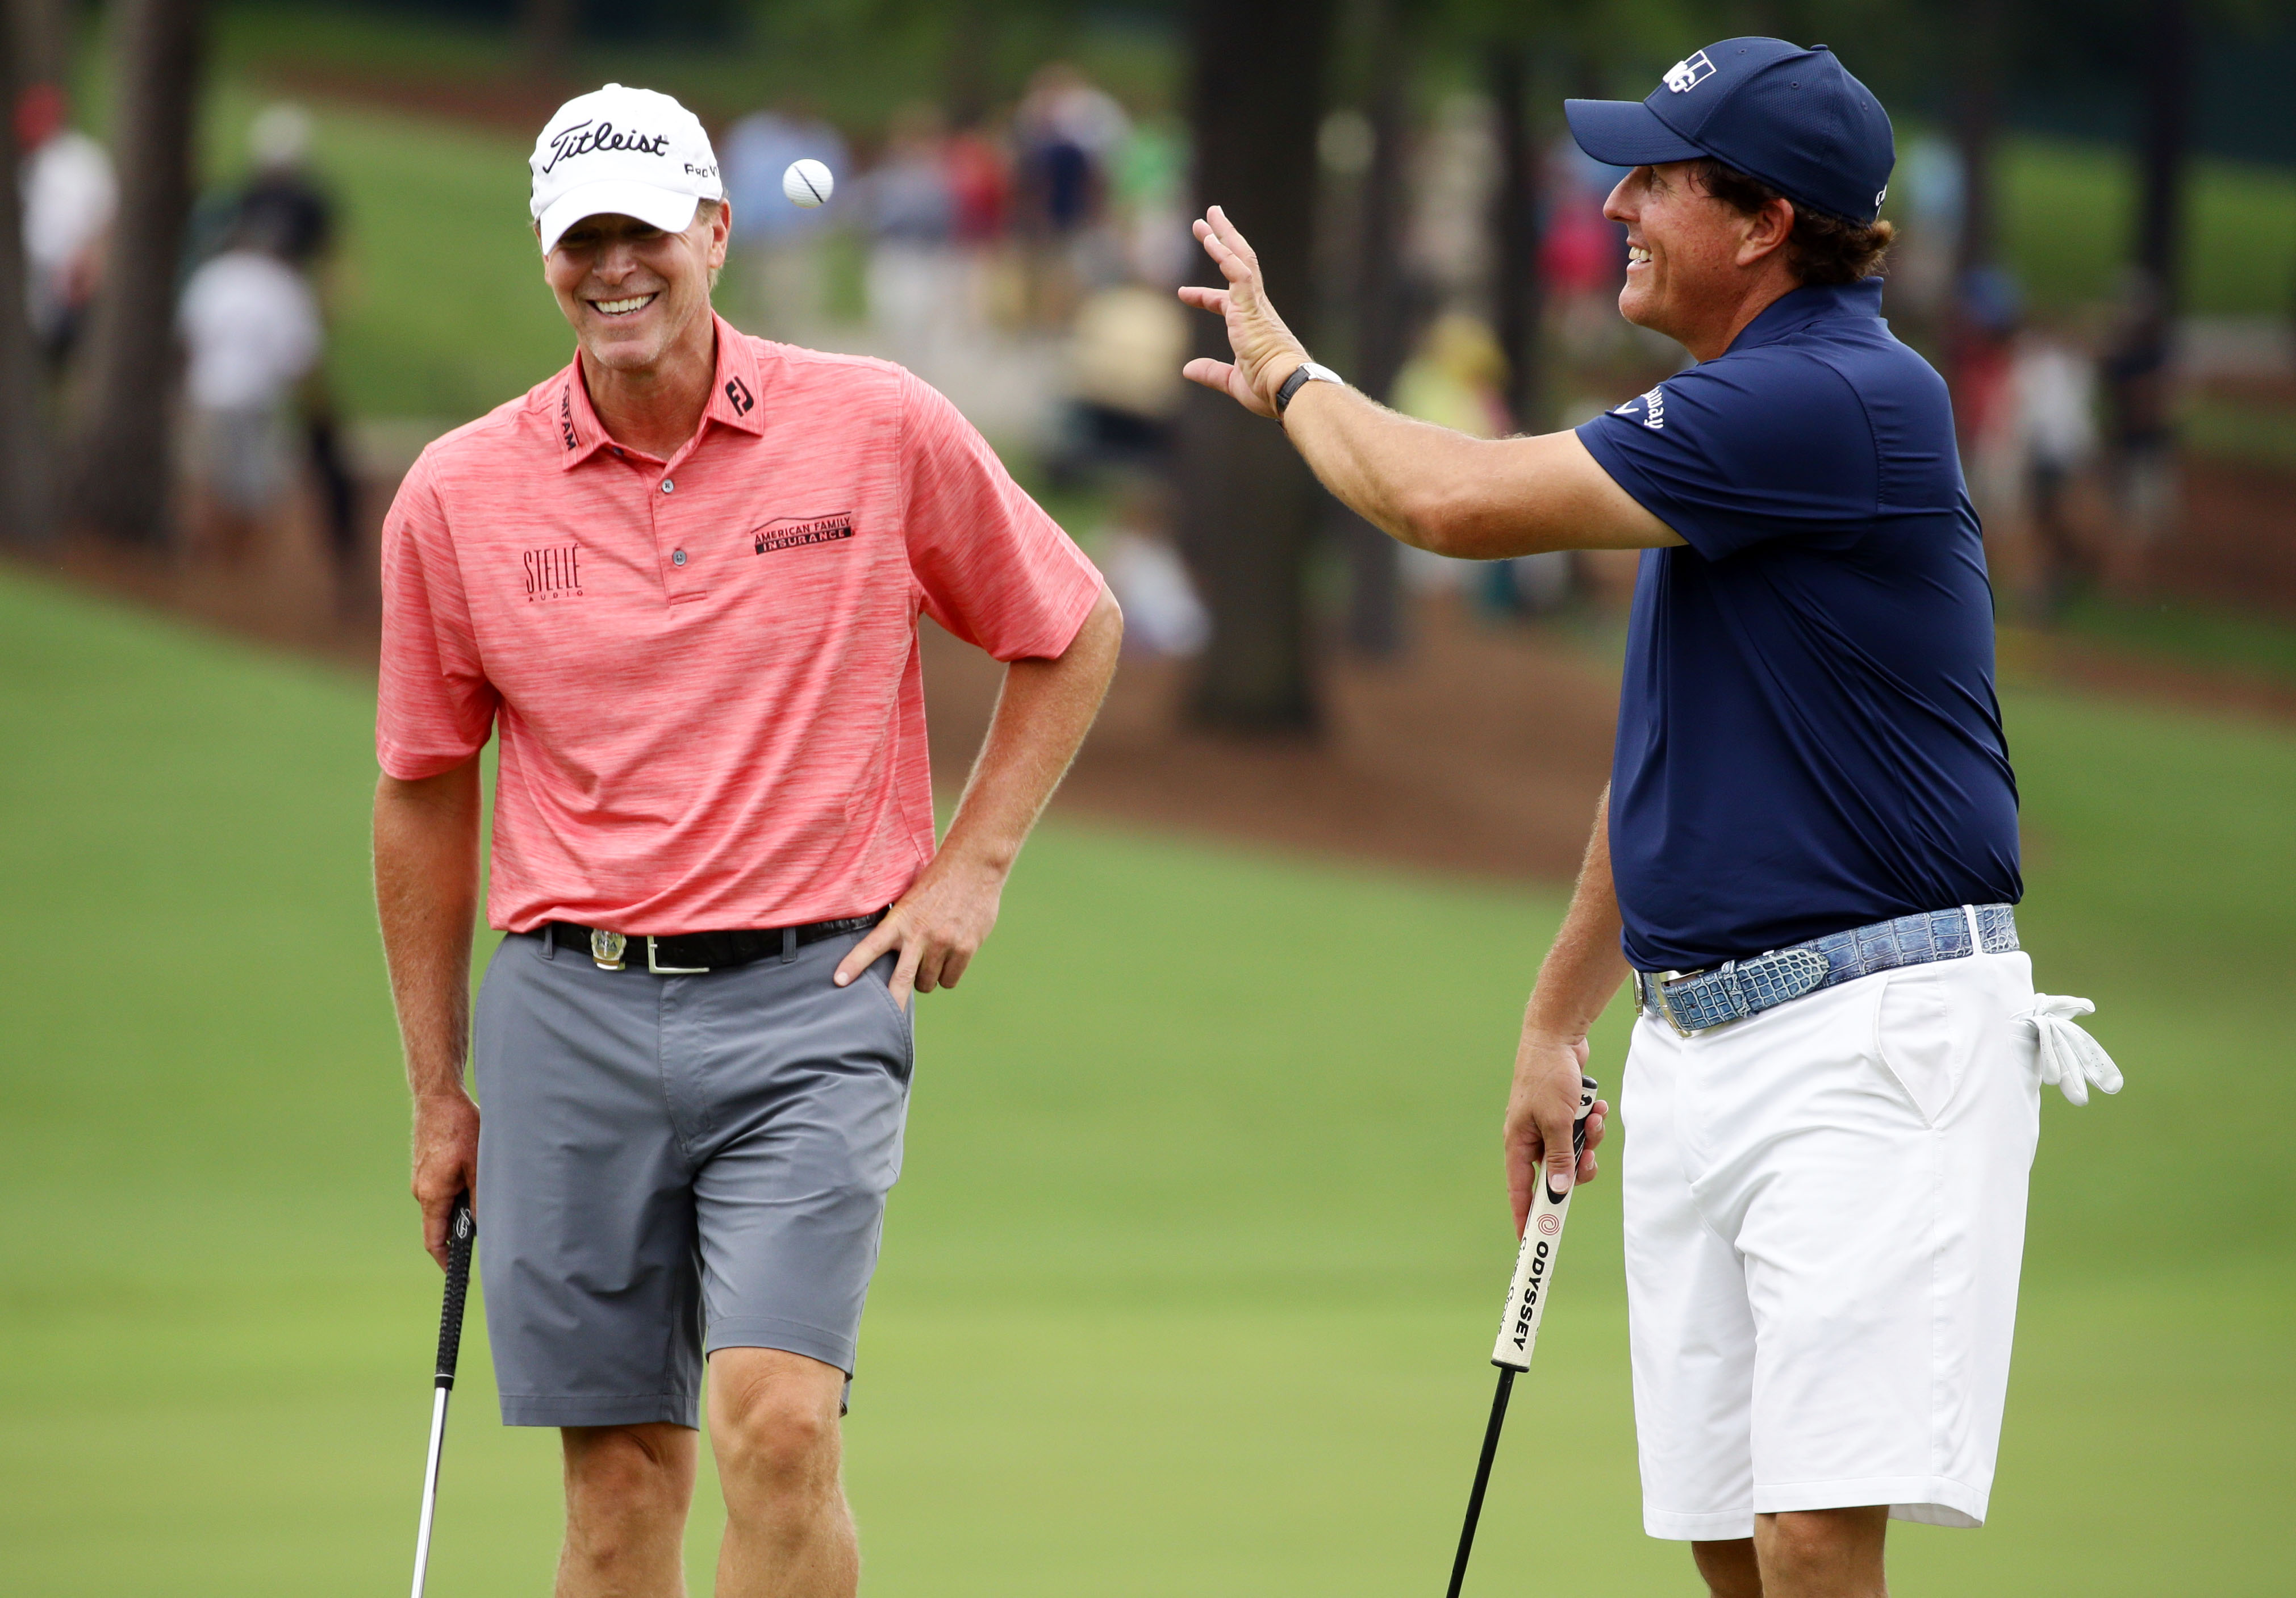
[783,158,834,208]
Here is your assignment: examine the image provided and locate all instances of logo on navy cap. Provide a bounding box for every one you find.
[1665,51,1716,93]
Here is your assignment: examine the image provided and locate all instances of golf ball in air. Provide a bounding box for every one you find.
[783,159,834,208]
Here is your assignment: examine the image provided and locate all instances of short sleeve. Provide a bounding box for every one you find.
[1575,351,1880,560]
[376,454,498,778]
[897,371,1102,660]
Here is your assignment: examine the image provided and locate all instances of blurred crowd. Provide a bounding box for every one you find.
[8,62,2240,639]
[18,84,351,604]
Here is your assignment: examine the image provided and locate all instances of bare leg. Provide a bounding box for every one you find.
[557,1422,698,1597]
[1690,1507,1889,1597]
[708,1347,858,1598]
[1693,1537,1764,1597]
[1762,1506,1889,1597]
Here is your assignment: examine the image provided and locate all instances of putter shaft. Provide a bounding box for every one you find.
[1443,1368,1516,1598]
[411,1385,452,1598]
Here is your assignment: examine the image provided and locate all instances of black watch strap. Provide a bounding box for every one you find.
[1274,361,1341,415]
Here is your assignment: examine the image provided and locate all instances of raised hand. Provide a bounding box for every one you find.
[1178,205,1313,418]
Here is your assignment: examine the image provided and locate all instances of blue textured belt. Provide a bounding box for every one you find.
[1632,903,2019,1037]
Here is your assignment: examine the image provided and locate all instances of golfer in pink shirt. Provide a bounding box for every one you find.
[374,84,1120,1597]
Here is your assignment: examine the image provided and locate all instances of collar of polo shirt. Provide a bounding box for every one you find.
[556,312,767,468]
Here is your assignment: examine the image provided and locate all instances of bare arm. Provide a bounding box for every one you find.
[835,585,1124,1006]
[1179,206,1682,560]
[1504,788,1630,1234]
[374,753,483,1268]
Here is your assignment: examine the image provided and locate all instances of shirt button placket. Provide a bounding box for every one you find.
[657,471,695,597]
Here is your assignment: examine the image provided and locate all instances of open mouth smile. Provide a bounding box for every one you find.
[1627,245,1652,270]
[589,293,658,317]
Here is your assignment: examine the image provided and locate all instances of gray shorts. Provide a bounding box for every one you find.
[471,926,913,1429]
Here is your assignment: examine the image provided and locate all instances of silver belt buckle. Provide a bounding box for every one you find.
[646,935,709,975]
[1646,969,1705,1037]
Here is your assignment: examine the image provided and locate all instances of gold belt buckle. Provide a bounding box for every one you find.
[589,929,627,970]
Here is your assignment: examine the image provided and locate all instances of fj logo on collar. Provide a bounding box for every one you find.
[724,375,754,415]
[754,512,855,555]
[1664,51,1715,92]
[590,929,627,970]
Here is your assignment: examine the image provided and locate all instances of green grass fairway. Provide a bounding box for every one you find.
[1,566,2291,1595]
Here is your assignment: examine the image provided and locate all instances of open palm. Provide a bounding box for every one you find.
[1178,205,1312,419]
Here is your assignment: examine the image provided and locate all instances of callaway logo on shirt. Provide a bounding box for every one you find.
[1614,385,1667,430]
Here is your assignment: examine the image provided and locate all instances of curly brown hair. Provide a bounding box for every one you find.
[1688,158,1894,286]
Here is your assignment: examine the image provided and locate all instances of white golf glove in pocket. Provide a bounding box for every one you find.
[2018,994,2124,1105]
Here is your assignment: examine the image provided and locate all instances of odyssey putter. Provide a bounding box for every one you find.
[1443,1077,1596,1598]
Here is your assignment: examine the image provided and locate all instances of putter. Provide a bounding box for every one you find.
[411,1191,476,1598]
[1443,1077,1597,1598]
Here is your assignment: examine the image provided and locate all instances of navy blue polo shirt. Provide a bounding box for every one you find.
[1576,278,2021,973]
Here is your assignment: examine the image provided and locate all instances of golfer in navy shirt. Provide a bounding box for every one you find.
[1183,37,2122,1598]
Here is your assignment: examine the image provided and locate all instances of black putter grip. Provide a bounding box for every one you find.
[1572,1075,1599,1161]
[434,1192,476,1388]
[1541,1076,1599,1205]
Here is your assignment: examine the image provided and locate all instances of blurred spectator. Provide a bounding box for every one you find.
[1392,314,1570,614]
[1889,134,1963,323]
[1953,266,2026,601]
[720,102,847,339]
[944,116,1011,245]
[1539,137,1626,364]
[859,103,958,369]
[1013,63,1129,323]
[1053,281,1187,482]
[1098,478,1207,658]
[178,214,322,565]
[2011,328,2099,615]
[2101,269,2177,591]
[16,82,114,370]
[207,105,365,607]
[1109,114,1188,287]
[944,115,1018,331]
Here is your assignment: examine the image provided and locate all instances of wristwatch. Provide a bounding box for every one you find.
[1274,361,1345,416]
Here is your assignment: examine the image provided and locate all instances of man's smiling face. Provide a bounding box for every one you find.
[1604,160,1793,357]
[542,203,729,375]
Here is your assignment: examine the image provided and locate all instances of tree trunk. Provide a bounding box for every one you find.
[1488,39,1542,432]
[1338,0,1407,657]
[1951,0,1998,287]
[1176,0,1334,731]
[523,0,574,79]
[0,3,49,541]
[2134,0,2191,315]
[67,0,203,546]
[7,0,69,93]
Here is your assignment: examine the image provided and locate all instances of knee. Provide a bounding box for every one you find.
[1692,1537,1763,1598]
[712,1370,841,1497]
[563,1423,695,1517]
[1759,1507,1887,1585]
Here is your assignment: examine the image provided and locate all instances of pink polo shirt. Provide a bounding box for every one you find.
[377,317,1103,935]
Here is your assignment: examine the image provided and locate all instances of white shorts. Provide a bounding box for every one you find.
[1621,947,2042,1540]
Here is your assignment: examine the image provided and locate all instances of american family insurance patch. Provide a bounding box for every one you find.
[753,512,856,555]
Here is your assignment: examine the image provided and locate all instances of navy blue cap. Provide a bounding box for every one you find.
[1564,38,1894,225]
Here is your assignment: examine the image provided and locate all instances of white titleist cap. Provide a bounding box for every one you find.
[529,83,723,253]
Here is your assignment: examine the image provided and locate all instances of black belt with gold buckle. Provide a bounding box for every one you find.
[542,910,887,974]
